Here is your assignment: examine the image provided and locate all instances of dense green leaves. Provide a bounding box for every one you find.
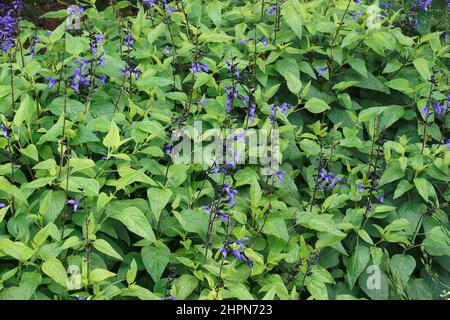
[0,0,448,301]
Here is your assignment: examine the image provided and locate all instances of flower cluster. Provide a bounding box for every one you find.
[240,36,269,47]
[192,62,209,74]
[119,65,140,80]
[266,3,277,16]
[223,182,238,207]
[316,66,327,78]
[0,9,17,52]
[317,169,342,191]
[218,237,253,269]
[269,103,293,124]
[68,198,81,212]
[226,59,240,79]
[225,85,238,113]
[417,0,432,10]
[1,124,9,139]
[201,205,229,223]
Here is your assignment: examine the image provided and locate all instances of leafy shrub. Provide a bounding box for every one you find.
[0,0,449,300]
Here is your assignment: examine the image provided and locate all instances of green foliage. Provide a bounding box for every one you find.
[0,0,449,301]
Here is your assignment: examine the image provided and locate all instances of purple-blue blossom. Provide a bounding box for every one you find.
[45,77,60,89]
[1,10,17,52]
[266,5,276,16]
[276,170,286,183]
[317,169,342,191]
[124,32,134,47]
[261,36,269,46]
[418,0,432,10]
[375,193,385,204]
[224,182,238,207]
[316,66,327,78]
[165,144,172,156]
[433,102,447,115]
[420,104,429,118]
[67,199,81,212]
[226,60,240,79]
[1,124,9,139]
[249,103,256,123]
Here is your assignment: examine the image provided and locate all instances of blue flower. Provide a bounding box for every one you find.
[418,0,432,10]
[124,32,134,47]
[354,0,361,5]
[134,68,140,79]
[67,199,81,212]
[380,2,391,11]
[223,182,238,207]
[165,45,171,55]
[195,99,210,109]
[351,11,362,20]
[226,60,240,79]
[98,75,107,86]
[261,36,269,46]
[165,144,172,156]
[375,193,385,204]
[1,124,9,139]
[318,169,342,191]
[45,77,60,89]
[316,66,327,78]
[233,130,247,143]
[266,5,276,16]
[276,170,286,183]
[447,139,450,149]
[420,104,429,118]
[357,182,366,193]
[143,0,157,7]
[433,102,447,116]
[249,103,257,123]
[192,62,209,74]
[0,10,17,52]
[0,203,6,208]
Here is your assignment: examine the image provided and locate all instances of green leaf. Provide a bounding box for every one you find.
[422,227,450,256]
[250,177,262,208]
[0,239,33,261]
[413,58,432,81]
[147,187,172,221]
[348,58,368,77]
[136,77,174,90]
[65,33,89,56]
[174,209,210,239]
[282,6,302,40]
[284,72,302,94]
[174,275,198,300]
[413,177,431,203]
[42,258,68,288]
[304,98,330,113]
[110,207,156,241]
[90,269,116,283]
[93,239,123,261]
[262,217,289,242]
[347,244,370,289]
[141,242,171,282]
[20,144,39,162]
[14,94,35,127]
[127,259,137,285]
[206,1,222,27]
[390,254,416,289]
[379,160,405,186]
[103,120,121,149]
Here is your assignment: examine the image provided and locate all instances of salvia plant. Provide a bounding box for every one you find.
[0,0,449,301]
